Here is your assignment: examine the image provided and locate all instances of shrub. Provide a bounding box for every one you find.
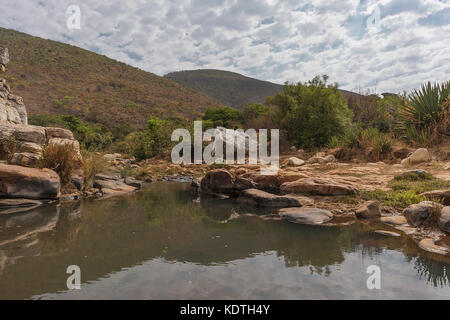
[202,107,242,128]
[38,143,81,185]
[0,135,17,162]
[81,150,111,188]
[396,81,450,145]
[267,75,353,148]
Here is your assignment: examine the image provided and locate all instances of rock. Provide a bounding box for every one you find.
[103,153,122,161]
[60,193,81,202]
[438,206,450,233]
[94,179,136,194]
[235,168,247,175]
[392,147,412,159]
[9,152,40,167]
[394,225,417,235]
[238,189,302,208]
[380,216,408,226]
[17,142,42,154]
[401,148,431,166]
[403,201,443,227]
[290,146,296,152]
[280,178,357,196]
[308,156,326,164]
[324,155,336,163]
[0,47,9,67]
[278,172,308,184]
[418,239,448,255]
[95,173,123,181]
[200,169,235,196]
[0,163,60,199]
[355,201,381,219]
[71,171,84,191]
[444,162,450,170]
[45,127,74,140]
[251,174,280,191]
[286,157,305,167]
[234,177,257,191]
[374,230,401,237]
[48,137,82,160]
[2,123,46,145]
[124,177,143,189]
[395,169,431,180]
[420,190,450,205]
[278,207,334,225]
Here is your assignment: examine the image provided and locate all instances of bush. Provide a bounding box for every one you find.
[0,135,17,162]
[38,143,81,185]
[268,75,353,148]
[81,150,111,188]
[202,107,242,128]
[396,81,450,145]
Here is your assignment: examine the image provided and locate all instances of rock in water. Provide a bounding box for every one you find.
[0,163,60,199]
[278,207,334,225]
[418,239,448,255]
[355,201,381,219]
[403,201,443,227]
[439,207,450,234]
[200,169,235,196]
[238,189,301,208]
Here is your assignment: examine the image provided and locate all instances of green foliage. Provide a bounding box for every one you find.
[202,107,242,128]
[396,81,450,145]
[268,75,353,148]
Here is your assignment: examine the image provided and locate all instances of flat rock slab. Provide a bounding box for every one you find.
[278,207,334,225]
[380,216,408,226]
[418,239,449,256]
[0,198,43,215]
[0,163,60,200]
[238,189,301,208]
[374,230,401,237]
[394,225,417,235]
[280,178,357,196]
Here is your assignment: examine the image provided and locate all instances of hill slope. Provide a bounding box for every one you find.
[0,28,224,129]
[165,69,284,109]
[165,69,361,109]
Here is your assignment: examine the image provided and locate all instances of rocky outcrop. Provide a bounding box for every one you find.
[0,79,27,125]
[238,189,302,208]
[93,173,137,197]
[280,177,357,196]
[401,148,431,166]
[0,164,60,200]
[278,207,334,225]
[403,201,443,227]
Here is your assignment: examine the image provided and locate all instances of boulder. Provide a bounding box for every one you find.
[355,201,381,219]
[278,172,308,184]
[418,239,448,255]
[420,190,450,205]
[10,152,40,167]
[238,189,302,208]
[403,201,443,227]
[200,169,235,196]
[380,216,408,226]
[234,177,257,191]
[17,142,42,154]
[124,177,143,189]
[286,157,305,167]
[308,157,326,164]
[0,163,60,199]
[251,174,280,191]
[444,162,450,170]
[438,206,450,234]
[280,178,357,196]
[9,124,46,145]
[93,179,136,194]
[401,148,431,166]
[45,127,74,140]
[278,207,334,225]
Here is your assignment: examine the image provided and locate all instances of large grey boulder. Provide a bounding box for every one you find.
[439,207,450,234]
[0,163,60,199]
[401,148,431,166]
[355,201,381,219]
[278,207,334,225]
[238,189,301,208]
[403,201,443,227]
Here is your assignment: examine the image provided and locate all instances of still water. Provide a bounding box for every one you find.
[0,182,449,300]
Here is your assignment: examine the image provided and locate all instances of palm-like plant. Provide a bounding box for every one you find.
[397,81,450,144]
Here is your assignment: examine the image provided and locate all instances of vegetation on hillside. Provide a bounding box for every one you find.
[0,27,224,129]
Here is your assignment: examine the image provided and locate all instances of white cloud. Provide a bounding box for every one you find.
[0,0,449,93]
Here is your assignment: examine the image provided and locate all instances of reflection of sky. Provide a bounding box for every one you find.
[37,251,450,300]
[1,0,449,93]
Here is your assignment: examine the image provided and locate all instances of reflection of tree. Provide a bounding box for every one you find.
[413,256,450,288]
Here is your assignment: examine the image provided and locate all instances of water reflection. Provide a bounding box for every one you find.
[0,182,449,299]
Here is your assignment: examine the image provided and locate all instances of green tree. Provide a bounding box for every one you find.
[202,107,242,128]
[267,75,353,148]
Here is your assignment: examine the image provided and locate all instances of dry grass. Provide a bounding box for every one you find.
[38,143,81,185]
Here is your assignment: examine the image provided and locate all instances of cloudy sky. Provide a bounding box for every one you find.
[1,0,449,93]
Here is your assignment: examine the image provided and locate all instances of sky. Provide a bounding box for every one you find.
[0,0,449,94]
